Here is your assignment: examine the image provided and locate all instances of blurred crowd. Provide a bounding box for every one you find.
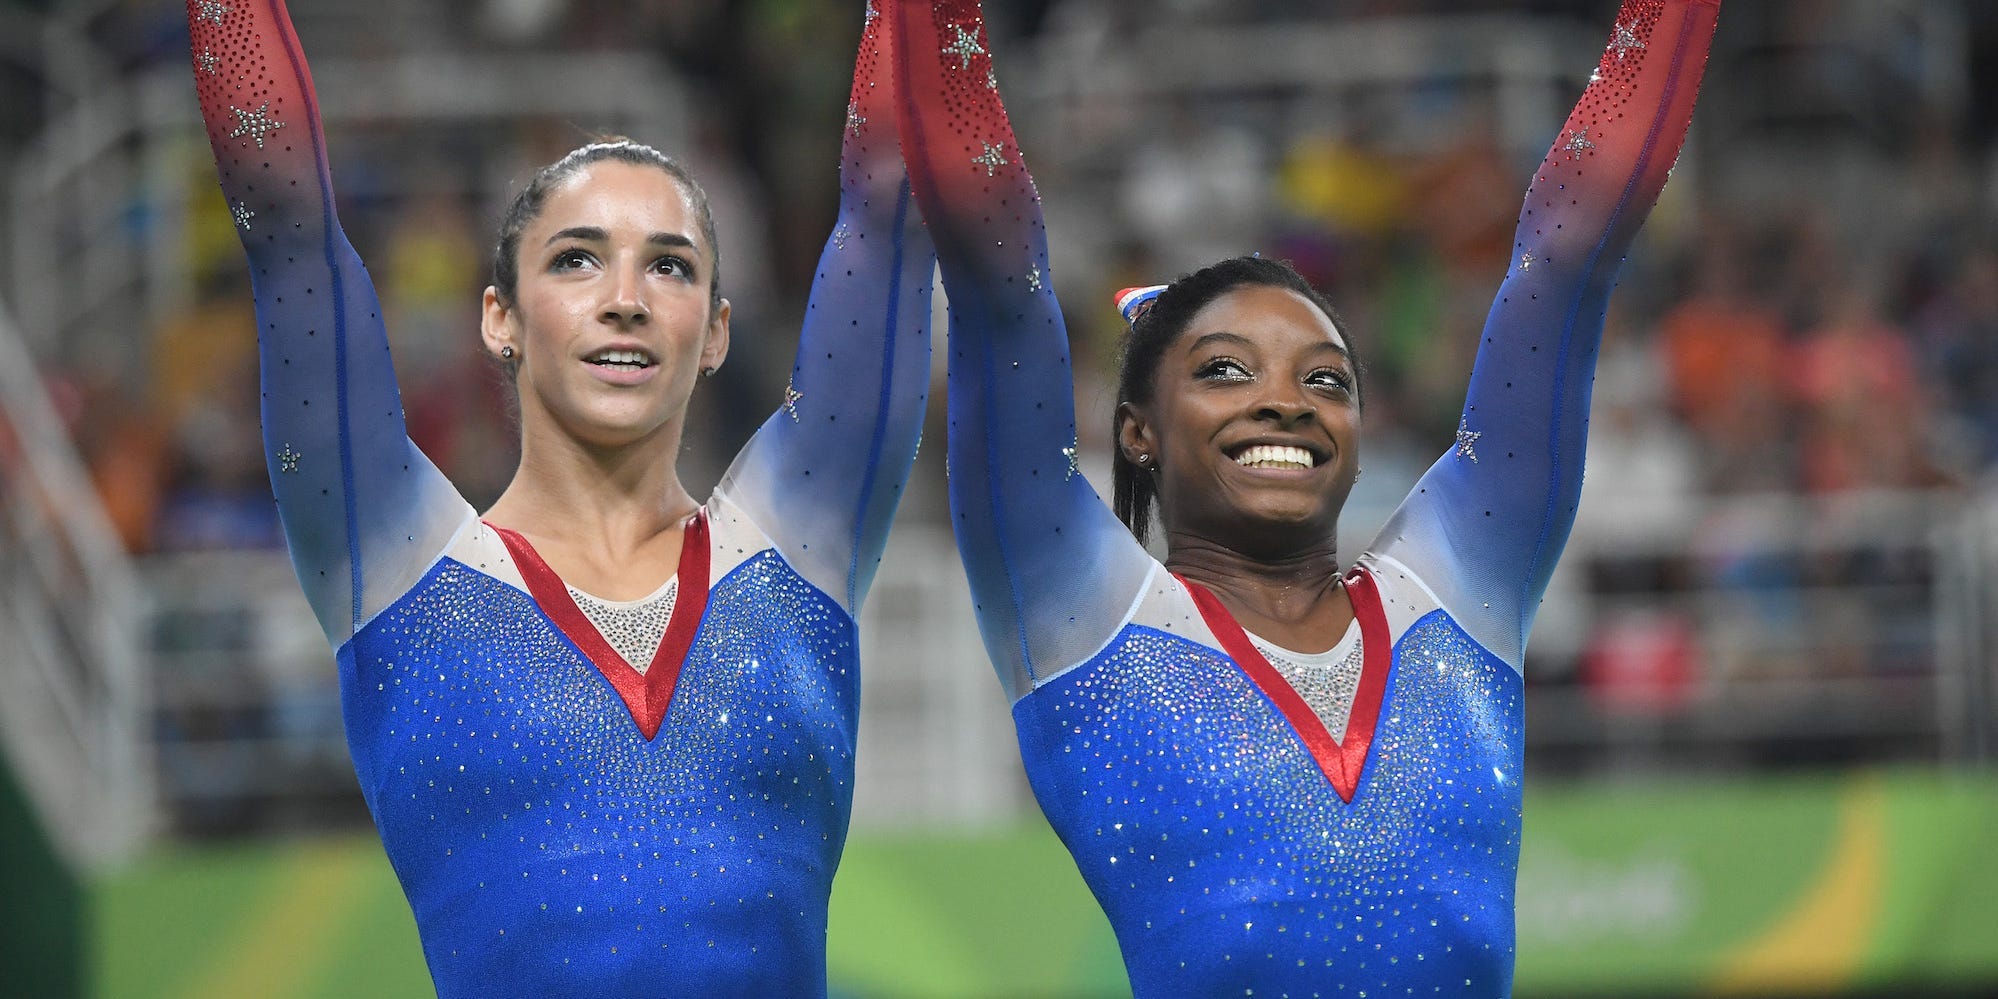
[5,0,1996,560]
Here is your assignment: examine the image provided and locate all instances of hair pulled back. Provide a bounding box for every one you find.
[490,139,723,316]
[1111,255,1360,545]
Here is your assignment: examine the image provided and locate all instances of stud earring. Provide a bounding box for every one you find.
[500,345,515,359]
[701,366,716,378]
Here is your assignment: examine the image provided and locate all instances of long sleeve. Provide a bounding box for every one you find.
[1372,0,1720,670]
[889,0,1156,699]
[187,0,468,647]
[716,2,937,615]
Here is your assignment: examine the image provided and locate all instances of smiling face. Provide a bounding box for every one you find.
[481,160,729,451]
[1117,283,1360,556]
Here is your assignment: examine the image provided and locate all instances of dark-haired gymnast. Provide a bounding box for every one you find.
[185,0,931,993]
[888,0,1718,993]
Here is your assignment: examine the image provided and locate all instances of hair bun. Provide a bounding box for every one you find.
[1115,285,1167,325]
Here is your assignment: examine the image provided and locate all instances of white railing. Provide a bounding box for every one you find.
[0,294,148,869]
[134,487,1998,837]
[7,51,691,363]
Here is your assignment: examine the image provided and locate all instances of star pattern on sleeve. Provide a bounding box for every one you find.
[783,381,805,422]
[942,24,986,70]
[1561,127,1596,159]
[973,141,1008,177]
[1454,421,1482,463]
[228,103,286,150]
[1608,20,1645,60]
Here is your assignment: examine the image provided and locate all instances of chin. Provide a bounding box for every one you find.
[1192,500,1334,554]
[546,400,680,450]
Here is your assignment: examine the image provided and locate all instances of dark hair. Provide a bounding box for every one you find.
[1111,255,1361,545]
[490,139,723,316]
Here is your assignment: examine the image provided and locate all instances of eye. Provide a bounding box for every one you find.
[1306,367,1355,392]
[1196,358,1252,381]
[550,248,596,272]
[651,254,694,278]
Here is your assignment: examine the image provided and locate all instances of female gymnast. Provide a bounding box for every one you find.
[888,0,1717,993]
[185,1,932,994]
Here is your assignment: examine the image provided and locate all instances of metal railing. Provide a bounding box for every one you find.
[133,487,1997,837]
[0,294,148,869]
[7,50,692,367]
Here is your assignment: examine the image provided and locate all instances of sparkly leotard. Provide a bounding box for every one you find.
[888,0,1717,994]
[187,1,933,994]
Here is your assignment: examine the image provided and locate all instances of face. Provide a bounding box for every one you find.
[481,160,729,450]
[1118,284,1360,555]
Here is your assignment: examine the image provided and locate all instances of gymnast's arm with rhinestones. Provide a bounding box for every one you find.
[1369,0,1720,671]
[888,0,1158,699]
[713,4,937,615]
[186,0,469,648]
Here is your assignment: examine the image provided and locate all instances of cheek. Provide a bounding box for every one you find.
[516,295,579,346]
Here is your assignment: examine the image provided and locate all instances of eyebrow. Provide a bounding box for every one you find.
[545,226,699,252]
[1187,329,1352,360]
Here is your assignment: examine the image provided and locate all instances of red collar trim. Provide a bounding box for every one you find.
[486,512,711,741]
[1178,565,1392,802]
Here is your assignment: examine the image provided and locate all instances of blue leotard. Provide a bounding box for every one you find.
[889,0,1718,994]
[187,1,933,994]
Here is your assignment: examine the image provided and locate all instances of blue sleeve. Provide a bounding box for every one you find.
[716,2,938,614]
[1372,0,1720,669]
[187,0,469,647]
[890,0,1157,699]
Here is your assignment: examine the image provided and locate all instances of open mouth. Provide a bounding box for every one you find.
[1231,444,1317,470]
[585,348,657,371]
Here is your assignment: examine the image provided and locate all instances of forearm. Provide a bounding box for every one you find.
[891,0,1154,695]
[1376,0,1720,667]
[717,2,937,612]
[188,0,461,643]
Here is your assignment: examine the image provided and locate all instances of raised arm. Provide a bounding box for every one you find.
[1373,0,1720,669]
[889,0,1156,699]
[717,2,937,614]
[187,0,467,646]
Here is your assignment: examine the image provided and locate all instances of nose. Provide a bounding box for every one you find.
[1253,387,1315,427]
[601,266,649,327]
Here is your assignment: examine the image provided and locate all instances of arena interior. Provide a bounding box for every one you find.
[1,0,1996,996]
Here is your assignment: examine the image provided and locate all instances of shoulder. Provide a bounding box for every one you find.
[1352,552,1449,648]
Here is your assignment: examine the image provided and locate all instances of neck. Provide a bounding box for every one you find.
[1164,531,1345,628]
[485,415,698,557]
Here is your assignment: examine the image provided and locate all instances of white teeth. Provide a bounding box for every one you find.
[1234,444,1315,469]
[590,349,651,366]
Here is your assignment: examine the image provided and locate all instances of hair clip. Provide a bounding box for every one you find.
[1115,285,1167,325]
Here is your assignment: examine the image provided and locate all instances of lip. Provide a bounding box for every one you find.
[580,341,661,387]
[1222,436,1333,473]
[583,360,661,387]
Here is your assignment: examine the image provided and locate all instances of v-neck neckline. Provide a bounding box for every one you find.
[487,512,712,741]
[1177,565,1393,803]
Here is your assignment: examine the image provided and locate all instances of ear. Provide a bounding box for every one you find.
[480,286,516,360]
[1115,400,1157,467]
[699,297,732,374]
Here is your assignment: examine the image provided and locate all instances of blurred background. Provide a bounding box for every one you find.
[1,0,1995,996]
